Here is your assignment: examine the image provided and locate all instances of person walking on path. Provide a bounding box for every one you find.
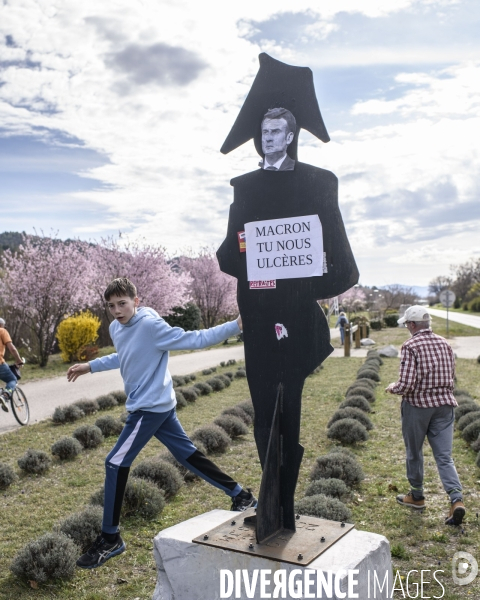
[385,305,465,526]
[67,277,256,569]
[335,311,348,345]
[0,317,24,412]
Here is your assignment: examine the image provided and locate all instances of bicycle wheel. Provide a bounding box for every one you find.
[11,387,30,425]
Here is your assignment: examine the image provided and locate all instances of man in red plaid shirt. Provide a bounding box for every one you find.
[386,305,465,526]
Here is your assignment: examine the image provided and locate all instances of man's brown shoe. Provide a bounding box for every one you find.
[396,492,425,510]
[445,501,465,526]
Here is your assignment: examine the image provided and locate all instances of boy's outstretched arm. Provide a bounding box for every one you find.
[151,316,242,352]
[67,363,91,382]
[67,353,120,382]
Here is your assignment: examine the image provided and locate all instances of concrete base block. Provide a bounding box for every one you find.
[153,510,392,600]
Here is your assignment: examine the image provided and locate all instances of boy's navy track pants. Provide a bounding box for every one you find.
[102,408,242,533]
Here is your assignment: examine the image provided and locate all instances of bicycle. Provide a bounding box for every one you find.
[0,361,30,426]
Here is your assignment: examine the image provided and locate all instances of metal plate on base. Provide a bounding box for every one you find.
[193,509,355,566]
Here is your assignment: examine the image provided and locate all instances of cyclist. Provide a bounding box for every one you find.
[0,318,24,412]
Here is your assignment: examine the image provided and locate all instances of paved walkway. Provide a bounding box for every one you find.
[428,308,480,329]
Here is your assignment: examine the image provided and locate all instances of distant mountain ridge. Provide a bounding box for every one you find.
[379,284,429,298]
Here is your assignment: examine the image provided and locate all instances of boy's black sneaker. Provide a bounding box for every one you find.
[231,489,257,512]
[76,534,126,569]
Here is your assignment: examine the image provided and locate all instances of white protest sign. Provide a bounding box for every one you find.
[245,215,323,282]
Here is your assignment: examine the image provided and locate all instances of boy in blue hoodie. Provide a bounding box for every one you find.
[67,277,256,569]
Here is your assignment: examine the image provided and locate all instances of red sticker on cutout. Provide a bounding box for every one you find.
[249,280,276,289]
[237,231,246,252]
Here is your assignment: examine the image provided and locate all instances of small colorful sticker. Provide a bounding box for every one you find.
[237,231,246,253]
[275,323,288,340]
[249,280,276,289]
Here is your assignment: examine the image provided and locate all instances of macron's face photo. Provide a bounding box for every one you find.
[107,294,139,324]
[261,118,294,156]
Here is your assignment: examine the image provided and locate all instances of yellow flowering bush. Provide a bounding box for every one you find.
[56,311,101,363]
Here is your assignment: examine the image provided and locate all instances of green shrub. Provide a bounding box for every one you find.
[457,412,480,431]
[187,373,196,381]
[193,381,213,395]
[304,478,350,500]
[132,458,183,498]
[206,377,225,392]
[18,449,51,474]
[56,506,103,553]
[56,310,100,363]
[172,376,186,387]
[191,425,231,454]
[235,368,247,378]
[120,411,129,423]
[110,390,127,404]
[327,418,369,445]
[356,368,380,382]
[10,531,78,583]
[295,494,351,522]
[236,400,255,421]
[310,453,364,487]
[383,314,399,327]
[227,359,237,366]
[202,368,213,375]
[72,425,104,449]
[328,447,357,459]
[456,396,475,405]
[216,374,231,387]
[370,319,382,330]
[222,406,253,426]
[214,415,249,438]
[454,403,480,422]
[178,387,198,402]
[454,388,471,398]
[175,390,188,408]
[220,361,226,367]
[476,451,480,469]
[51,437,83,460]
[462,420,480,443]
[468,297,480,312]
[353,377,377,389]
[52,404,85,424]
[73,398,99,415]
[346,385,376,403]
[471,435,480,453]
[91,477,165,520]
[339,395,372,413]
[328,408,373,431]
[224,371,234,380]
[96,394,118,410]
[0,462,17,490]
[123,477,165,518]
[358,362,380,373]
[95,415,124,438]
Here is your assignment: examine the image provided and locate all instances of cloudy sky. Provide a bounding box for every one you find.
[1,0,479,287]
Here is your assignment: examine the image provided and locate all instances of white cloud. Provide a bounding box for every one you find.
[0,0,479,287]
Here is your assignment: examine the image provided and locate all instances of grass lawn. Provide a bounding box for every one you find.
[1,351,480,598]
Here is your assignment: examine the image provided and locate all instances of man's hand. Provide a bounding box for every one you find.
[67,363,91,382]
[236,315,243,331]
[385,383,397,394]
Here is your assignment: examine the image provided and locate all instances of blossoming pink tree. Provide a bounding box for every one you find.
[87,236,191,321]
[338,286,366,318]
[0,236,95,366]
[179,248,238,328]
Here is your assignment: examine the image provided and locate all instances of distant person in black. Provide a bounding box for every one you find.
[217,107,358,533]
[335,311,349,345]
